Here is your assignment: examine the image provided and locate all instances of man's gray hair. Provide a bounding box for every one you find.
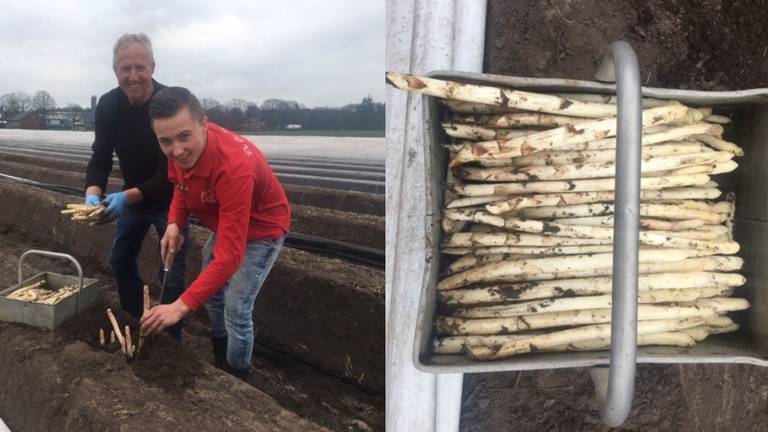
[112,33,155,70]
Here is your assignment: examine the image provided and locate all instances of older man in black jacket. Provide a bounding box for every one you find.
[85,33,188,339]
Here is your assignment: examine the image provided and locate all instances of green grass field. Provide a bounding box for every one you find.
[237,129,384,137]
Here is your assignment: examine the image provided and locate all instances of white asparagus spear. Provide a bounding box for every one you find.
[445,210,736,252]
[455,174,711,196]
[704,114,731,124]
[691,134,744,156]
[466,318,708,360]
[499,142,711,167]
[99,329,106,346]
[435,330,697,355]
[437,249,704,290]
[552,93,678,107]
[450,112,584,128]
[438,255,743,288]
[442,123,538,140]
[441,244,614,256]
[125,325,134,359]
[386,72,618,118]
[106,308,126,354]
[449,105,692,166]
[451,122,720,166]
[443,232,613,248]
[552,216,705,231]
[435,307,717,335]
[460,152,733,182]
[448,287,735,318]
[500,203,728,224]
[439,99,525,114]
[438,272,746,305]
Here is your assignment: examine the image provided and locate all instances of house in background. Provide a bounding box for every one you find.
[44,112,74,130]
[8,112,44,129]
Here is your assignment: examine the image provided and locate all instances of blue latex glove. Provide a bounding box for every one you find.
[97,192,127,225]
[85,194,101,206]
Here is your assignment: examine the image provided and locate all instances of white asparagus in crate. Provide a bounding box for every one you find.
[385,74,747,361]
[436,331,698,354]
[447,187,722,210]
[451,121,720,167]
[449,112,585,128]
[438,272,746,305]
[435,298,748,336]
[449,105,694,166]
[442,123,539,140]
[448,288,734,318]
[386,72,619,118]
[465,318,710,360]
[454,174,712,196]
[497,203,729,223]
[438,255,743,289]
[437,249,715,290]
[459,152,734,182]
[493,142,712,167]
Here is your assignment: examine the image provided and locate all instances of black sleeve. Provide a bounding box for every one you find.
[85,95,114,193]
[134,147,173,207]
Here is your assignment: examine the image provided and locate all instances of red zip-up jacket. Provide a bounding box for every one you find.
[167,123,290,311]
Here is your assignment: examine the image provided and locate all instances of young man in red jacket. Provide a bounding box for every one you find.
[140,86,290,379]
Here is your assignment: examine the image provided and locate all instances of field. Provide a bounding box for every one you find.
[0,153,385,431]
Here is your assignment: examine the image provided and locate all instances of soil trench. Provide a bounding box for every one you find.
[0,155,384,249]
[0,181,384,431]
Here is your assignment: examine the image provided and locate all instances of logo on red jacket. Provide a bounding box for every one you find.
[200,190,217,205]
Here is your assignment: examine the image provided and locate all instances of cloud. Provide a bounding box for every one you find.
[0,0,383,108]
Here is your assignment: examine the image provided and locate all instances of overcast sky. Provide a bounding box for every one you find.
[0,0,384,109]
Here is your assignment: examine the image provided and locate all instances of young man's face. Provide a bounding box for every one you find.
[153,107,208,170]
[114,42,155,106]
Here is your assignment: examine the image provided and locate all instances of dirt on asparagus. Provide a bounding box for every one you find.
[0,183,383,432]
[457,2,768,431]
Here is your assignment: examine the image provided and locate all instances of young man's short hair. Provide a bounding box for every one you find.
[149,87,204,122]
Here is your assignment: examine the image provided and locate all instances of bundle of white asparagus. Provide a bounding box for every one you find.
[6,280,78,305]
[386,72,748,361]
[60,203,105,224]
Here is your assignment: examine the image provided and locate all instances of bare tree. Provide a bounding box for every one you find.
[261,98,302,111]
[32,90,56,112]
[200,98,221,112]
[1,92,32,116]
[14,92,32,112]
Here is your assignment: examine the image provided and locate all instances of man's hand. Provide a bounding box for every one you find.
[97,192,127,225]
[85,194,101,206]
[161,223,184,260]
[141,299,190,336]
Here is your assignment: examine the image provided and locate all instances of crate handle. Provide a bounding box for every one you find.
[18,249,85,314]
[591,40,642,428]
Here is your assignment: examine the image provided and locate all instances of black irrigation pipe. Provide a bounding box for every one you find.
[0,173,384,269]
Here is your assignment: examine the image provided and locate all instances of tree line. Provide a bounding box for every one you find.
[0,90,385,131]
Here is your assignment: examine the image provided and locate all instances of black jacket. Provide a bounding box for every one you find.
[85,79,171,214]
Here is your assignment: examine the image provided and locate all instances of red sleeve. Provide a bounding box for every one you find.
[167,164,190,227]
[180,174,254,311]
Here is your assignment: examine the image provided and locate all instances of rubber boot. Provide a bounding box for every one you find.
[211,336,228,369]
[226,363,252,381]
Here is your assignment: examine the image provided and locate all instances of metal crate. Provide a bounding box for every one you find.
[414,71,768,374]
[0,250,99,330]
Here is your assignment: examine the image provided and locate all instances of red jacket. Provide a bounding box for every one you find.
[167,123,290,311]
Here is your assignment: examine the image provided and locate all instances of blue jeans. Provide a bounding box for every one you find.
[109,205,189,338]
[202,233,285,370]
